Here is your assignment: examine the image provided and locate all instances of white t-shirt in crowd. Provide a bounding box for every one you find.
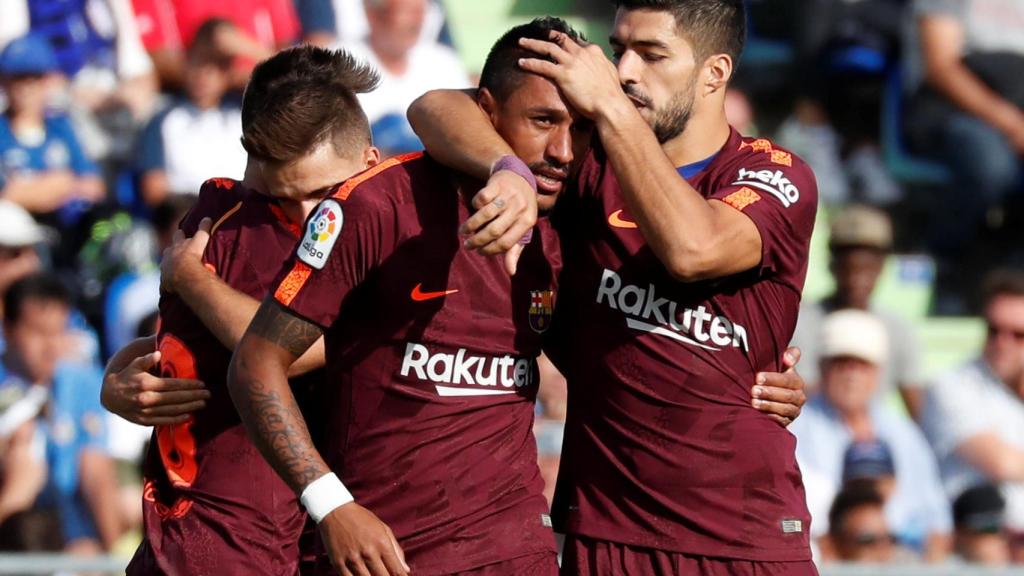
[342,40,470,128]
[923,358,1024,530]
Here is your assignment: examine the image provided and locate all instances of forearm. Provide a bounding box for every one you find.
[958,434,1024,482]
[228,337,330,493]
[408,89,512,180]
[178,269,259,352]
[2,175,75,213]
[177,270,324,376]
[228,300,331,493]
[0,425,45,524]
[594,102,735,280]
[929,63,1024,135]
[79,450,123,549]
[141,171,169,207]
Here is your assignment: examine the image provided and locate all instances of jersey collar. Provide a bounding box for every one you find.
[676,153,718,180]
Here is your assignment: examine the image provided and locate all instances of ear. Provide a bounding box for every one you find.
[477,87,500,125]
[703,54,733,96]
[363,145,382,168]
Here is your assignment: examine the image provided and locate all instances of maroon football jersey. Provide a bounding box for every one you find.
[128,178,318,576]
[549,129,817,561]
[271,152,560,575]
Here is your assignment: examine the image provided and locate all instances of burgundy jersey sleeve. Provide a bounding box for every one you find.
[710,154,818,291]
[273,180,398,329]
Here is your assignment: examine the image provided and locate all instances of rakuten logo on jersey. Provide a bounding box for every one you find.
[596,269,750,353]
[733,168,800,208]
[399,342,536,397]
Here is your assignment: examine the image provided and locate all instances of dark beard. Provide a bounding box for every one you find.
[651,89,695,144]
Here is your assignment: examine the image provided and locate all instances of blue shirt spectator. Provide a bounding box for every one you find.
[0,274,121,550]
[0,34,105,217]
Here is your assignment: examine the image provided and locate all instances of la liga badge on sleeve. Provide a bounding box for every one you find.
[298,199,344,270]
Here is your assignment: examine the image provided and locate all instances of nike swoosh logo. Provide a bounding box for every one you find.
[608,209,638,229]
[411,283,459,301]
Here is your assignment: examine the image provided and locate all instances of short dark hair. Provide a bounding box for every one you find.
[4,273,72,326]
[982,268,1024,309]
[613,0,746,63]
[189,18,233,59]
[479,17,587,102]
[241,46,379,164]
[828,480,885,537]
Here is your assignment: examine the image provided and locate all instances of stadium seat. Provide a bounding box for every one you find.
[880,66,953,186]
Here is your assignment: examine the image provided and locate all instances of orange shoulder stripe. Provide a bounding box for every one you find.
[331,151,425,201]
[274,261,313,307]
[210,201,243,235]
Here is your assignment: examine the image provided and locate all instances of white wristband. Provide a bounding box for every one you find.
[300,473,354,523]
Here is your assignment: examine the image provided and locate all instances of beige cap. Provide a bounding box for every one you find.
[829,204,892,251]
[0,200,45,247]
[820,309,889,365]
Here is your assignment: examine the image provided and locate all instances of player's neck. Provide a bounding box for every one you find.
[660,109,730,168]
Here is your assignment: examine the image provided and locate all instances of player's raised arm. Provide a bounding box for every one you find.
[518,31,814,282]
[162,217,326,377]
[408,89,538,265]
[228,297,408,576]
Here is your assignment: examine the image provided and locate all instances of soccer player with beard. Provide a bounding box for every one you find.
[408,1,819,574]
[101,46,383,575]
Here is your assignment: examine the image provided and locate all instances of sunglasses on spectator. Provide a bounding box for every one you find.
[986,322,1024,342]
[847,532,896,547]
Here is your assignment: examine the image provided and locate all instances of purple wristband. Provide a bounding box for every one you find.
[490,155,538,192]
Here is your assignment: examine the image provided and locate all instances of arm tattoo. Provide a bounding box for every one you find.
[249,297,323,357]
[233,369,329,491]
[229,297,329,492]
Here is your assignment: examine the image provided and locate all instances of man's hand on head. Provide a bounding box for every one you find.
[161,217,213,294]
[518,31,628,121]
[752,347,807,427]
[461,168,538,276]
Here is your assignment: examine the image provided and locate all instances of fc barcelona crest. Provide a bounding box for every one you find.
[529,290,555,333]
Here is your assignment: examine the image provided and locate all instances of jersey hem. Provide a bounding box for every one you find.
[560,520,812,563]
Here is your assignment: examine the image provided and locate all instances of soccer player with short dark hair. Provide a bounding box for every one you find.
[115,45,383,575]
[409,0,819,574]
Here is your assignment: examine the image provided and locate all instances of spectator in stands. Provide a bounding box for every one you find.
[790,309,951,561]
[332,0,452,50]
[137,19,246,207]
[131,0,300,90]
[0,201,44,331]
[822,482,898,563]
[0,0,158,122]
[906,0,1024,307]
[923,269,1024,547]
[295,0,338,47]
[0,34,105,217]
[342,0,470,155]
[952,483,1011,565]
[0,275,122,554]
[842,440,898,502]
[790,204,926,417]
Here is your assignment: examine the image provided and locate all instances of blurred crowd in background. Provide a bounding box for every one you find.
[0,0,1021,570]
